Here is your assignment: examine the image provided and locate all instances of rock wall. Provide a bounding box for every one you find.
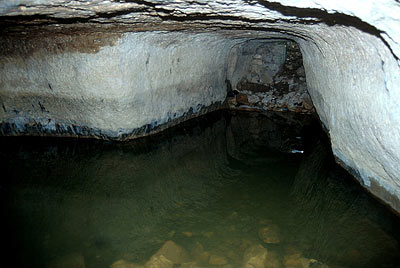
[299,25,400,213]
[228,40,287,89]
[0,32,235,139]
[1,0,400,213]
[227,40,313,113]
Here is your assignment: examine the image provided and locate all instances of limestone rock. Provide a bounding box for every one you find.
[209,255,228,265]
[283,253,303,268]
[264,251,282,268]
[247,95,260,105]
[191,242,210,264]
[303,259,329,268]
[154,240,190,264]
[258,225,280,244]
[301,96,314,111]
[242,244,268,268]
[110,260,143,268]
[180,262,202,268]
[0,32,231,142]
[145,255,173,268]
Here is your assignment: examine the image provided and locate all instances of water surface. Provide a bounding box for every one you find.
[1,111,399,268]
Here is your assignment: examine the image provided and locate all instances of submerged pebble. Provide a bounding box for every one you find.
[259,225,280,244]
[243,244,269,268]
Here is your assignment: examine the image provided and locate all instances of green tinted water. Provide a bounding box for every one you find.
[1,111,399,268]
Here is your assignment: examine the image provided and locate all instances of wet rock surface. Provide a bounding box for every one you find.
[243,244,269,268]
[264,251,282,268]
[208,255,228,265]
[110,260,142,268]
[227,41,313,114]
[110,240,328,268]
[145,255,174,268]
[153,241,190,265]
[258,225,280,244]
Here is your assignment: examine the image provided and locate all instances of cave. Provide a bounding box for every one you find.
[1,1,400,268]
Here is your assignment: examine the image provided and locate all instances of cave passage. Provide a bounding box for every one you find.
[1,111,399,268]
[1,1,400,267]
[226,39,313,114]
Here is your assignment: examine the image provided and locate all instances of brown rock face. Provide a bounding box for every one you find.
[236,93,250,106]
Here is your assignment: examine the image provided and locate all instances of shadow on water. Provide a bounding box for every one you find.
[0,110,399,268]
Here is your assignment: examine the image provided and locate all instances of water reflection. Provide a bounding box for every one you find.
[289,140,400,268]
[1,111,399,268]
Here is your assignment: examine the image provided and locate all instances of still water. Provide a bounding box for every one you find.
[1,111,399,268]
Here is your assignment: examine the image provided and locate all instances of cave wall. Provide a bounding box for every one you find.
[298,25,400,213]
[0,32,235,139]
[226,40,312,113]
[227,40,287,89]
[1,0,400,213]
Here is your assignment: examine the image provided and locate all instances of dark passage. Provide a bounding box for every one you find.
[1,111,399,268]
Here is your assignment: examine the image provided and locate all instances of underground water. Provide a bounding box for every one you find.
[1,109,400,268]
